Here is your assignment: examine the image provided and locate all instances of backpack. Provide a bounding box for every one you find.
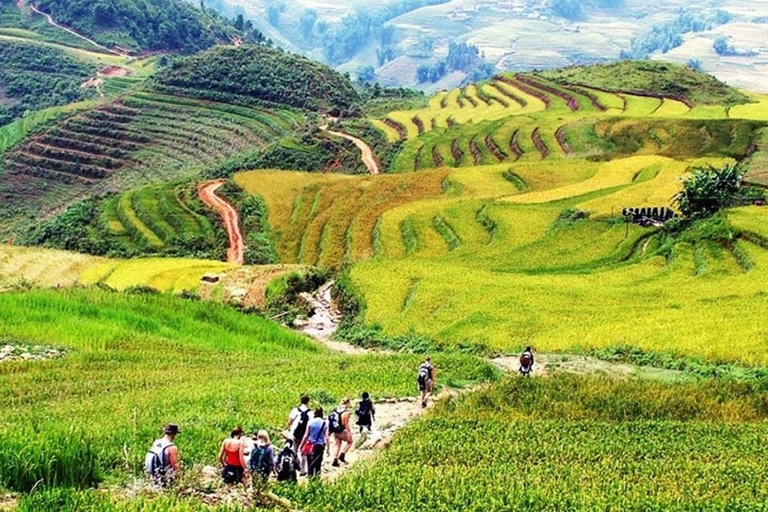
[276,449,297,482]
[249,445,272,477]
[145,441,173,479]
[520,352,533,373]
[417,365,430,387]
[328,409,345,434]
[293,408,310,440]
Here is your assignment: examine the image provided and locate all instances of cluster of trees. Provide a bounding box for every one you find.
[321,0,448,65]
[153,45,360,113]
[416,42,495,84]
[675,164,764,220]
[548,0,625,22]
[0,41,94,126]
[621,10,731,59]
[713,36,757,57]
[36,0,237,53]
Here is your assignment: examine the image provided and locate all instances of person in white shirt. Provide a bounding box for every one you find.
[287,394,311,475]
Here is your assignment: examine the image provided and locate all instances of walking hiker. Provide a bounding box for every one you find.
[249,430,276,483]
[355,391,376,434]
[520,346,534,376]
[330,398,353,467]
[300,407,329,478]
[145,424,180,487]
[275,439,299,483]
[218,426,249,488]
[287,395,311,475]
[418,356,435,408]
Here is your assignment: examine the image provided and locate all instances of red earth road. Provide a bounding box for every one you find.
[198,180,245,265]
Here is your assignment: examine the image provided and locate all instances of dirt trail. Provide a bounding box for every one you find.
[198,180,245,265]
[29,4,127,56]
[322,127,380,175]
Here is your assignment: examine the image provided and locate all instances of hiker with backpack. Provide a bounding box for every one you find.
[519,346,535,377]
[355,391,376,434]
[287,395,311,475]
[418,356,435,408]
[329,397,353,467]
[145,424,181,487]
[218,426,249,488]
[275,439,299,483]
[300,407,329,478]
[249,430,276,483]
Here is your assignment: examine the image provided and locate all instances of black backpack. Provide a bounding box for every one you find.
[276,449,298,482]
[293,408,310,440]
[418,365,430,386]
[356,399,371,417]
[328,409,345,434]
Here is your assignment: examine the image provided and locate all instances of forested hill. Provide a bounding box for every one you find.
[33,0,238,54]
[153,45,361,114]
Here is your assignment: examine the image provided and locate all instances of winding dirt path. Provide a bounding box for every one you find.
[198,180,245,266]
[322,128,380,175]
[29,4,127,56]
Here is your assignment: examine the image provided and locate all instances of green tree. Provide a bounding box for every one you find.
[674,164,762,219]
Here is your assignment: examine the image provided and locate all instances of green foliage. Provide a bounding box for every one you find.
[416,42,494,84]
[675,163,763,219]
[217,181,278,265]
[286,375,768,510]
[153,45,361,114]
[0,40,95,125]
[264,268,329,320]
[35,0,234,53]
[0,288,495,493]
[714,36,757,57]
[535,60,750,106]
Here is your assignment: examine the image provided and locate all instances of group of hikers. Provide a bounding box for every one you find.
[145,357,437,487]
[145,350,534,487]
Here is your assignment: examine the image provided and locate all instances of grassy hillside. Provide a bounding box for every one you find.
[0,40,96,126]
[153,45,361,113]
[534,61,751,106]
[0,288,494,492]
[32,0,235,54]
[289,375,768,510]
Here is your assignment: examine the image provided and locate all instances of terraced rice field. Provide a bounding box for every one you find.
[376,74,768,175]
[101,182,217,253]
[0,92,301,230]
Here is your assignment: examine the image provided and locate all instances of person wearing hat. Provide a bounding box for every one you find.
[145,424,181,486]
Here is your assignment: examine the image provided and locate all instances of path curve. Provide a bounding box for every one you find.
[198,180,245,265]
[323,127,380,175]
[30,4,127,56]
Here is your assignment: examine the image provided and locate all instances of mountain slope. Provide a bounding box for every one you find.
[33,0,236,54]
[153,45,361,113]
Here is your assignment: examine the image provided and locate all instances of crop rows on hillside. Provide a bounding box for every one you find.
[0,93,297,224]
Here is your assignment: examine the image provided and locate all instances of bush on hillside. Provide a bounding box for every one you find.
[674,163,765,219]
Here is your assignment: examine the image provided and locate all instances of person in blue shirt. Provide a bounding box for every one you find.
[299,407,329,478]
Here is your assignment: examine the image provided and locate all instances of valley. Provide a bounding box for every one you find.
[1,0,768,510]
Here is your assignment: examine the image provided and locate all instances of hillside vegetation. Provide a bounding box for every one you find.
[153,45,361,113]
[535,61,751,106]
[33,0,235,54]
[290,375,768,510]
[0,40,95,126]
[0,288,494,492]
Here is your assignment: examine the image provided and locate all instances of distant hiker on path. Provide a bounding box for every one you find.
[330,397,353,467]
[276,439,299,483]
[418,356,435,408]
[218,426,249,488]
[355,391,376,433]
[249,430,276,482]
[300,407,329,478]
[145,424,180,487]
[520,346,535,377]
[287,395,311,475]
